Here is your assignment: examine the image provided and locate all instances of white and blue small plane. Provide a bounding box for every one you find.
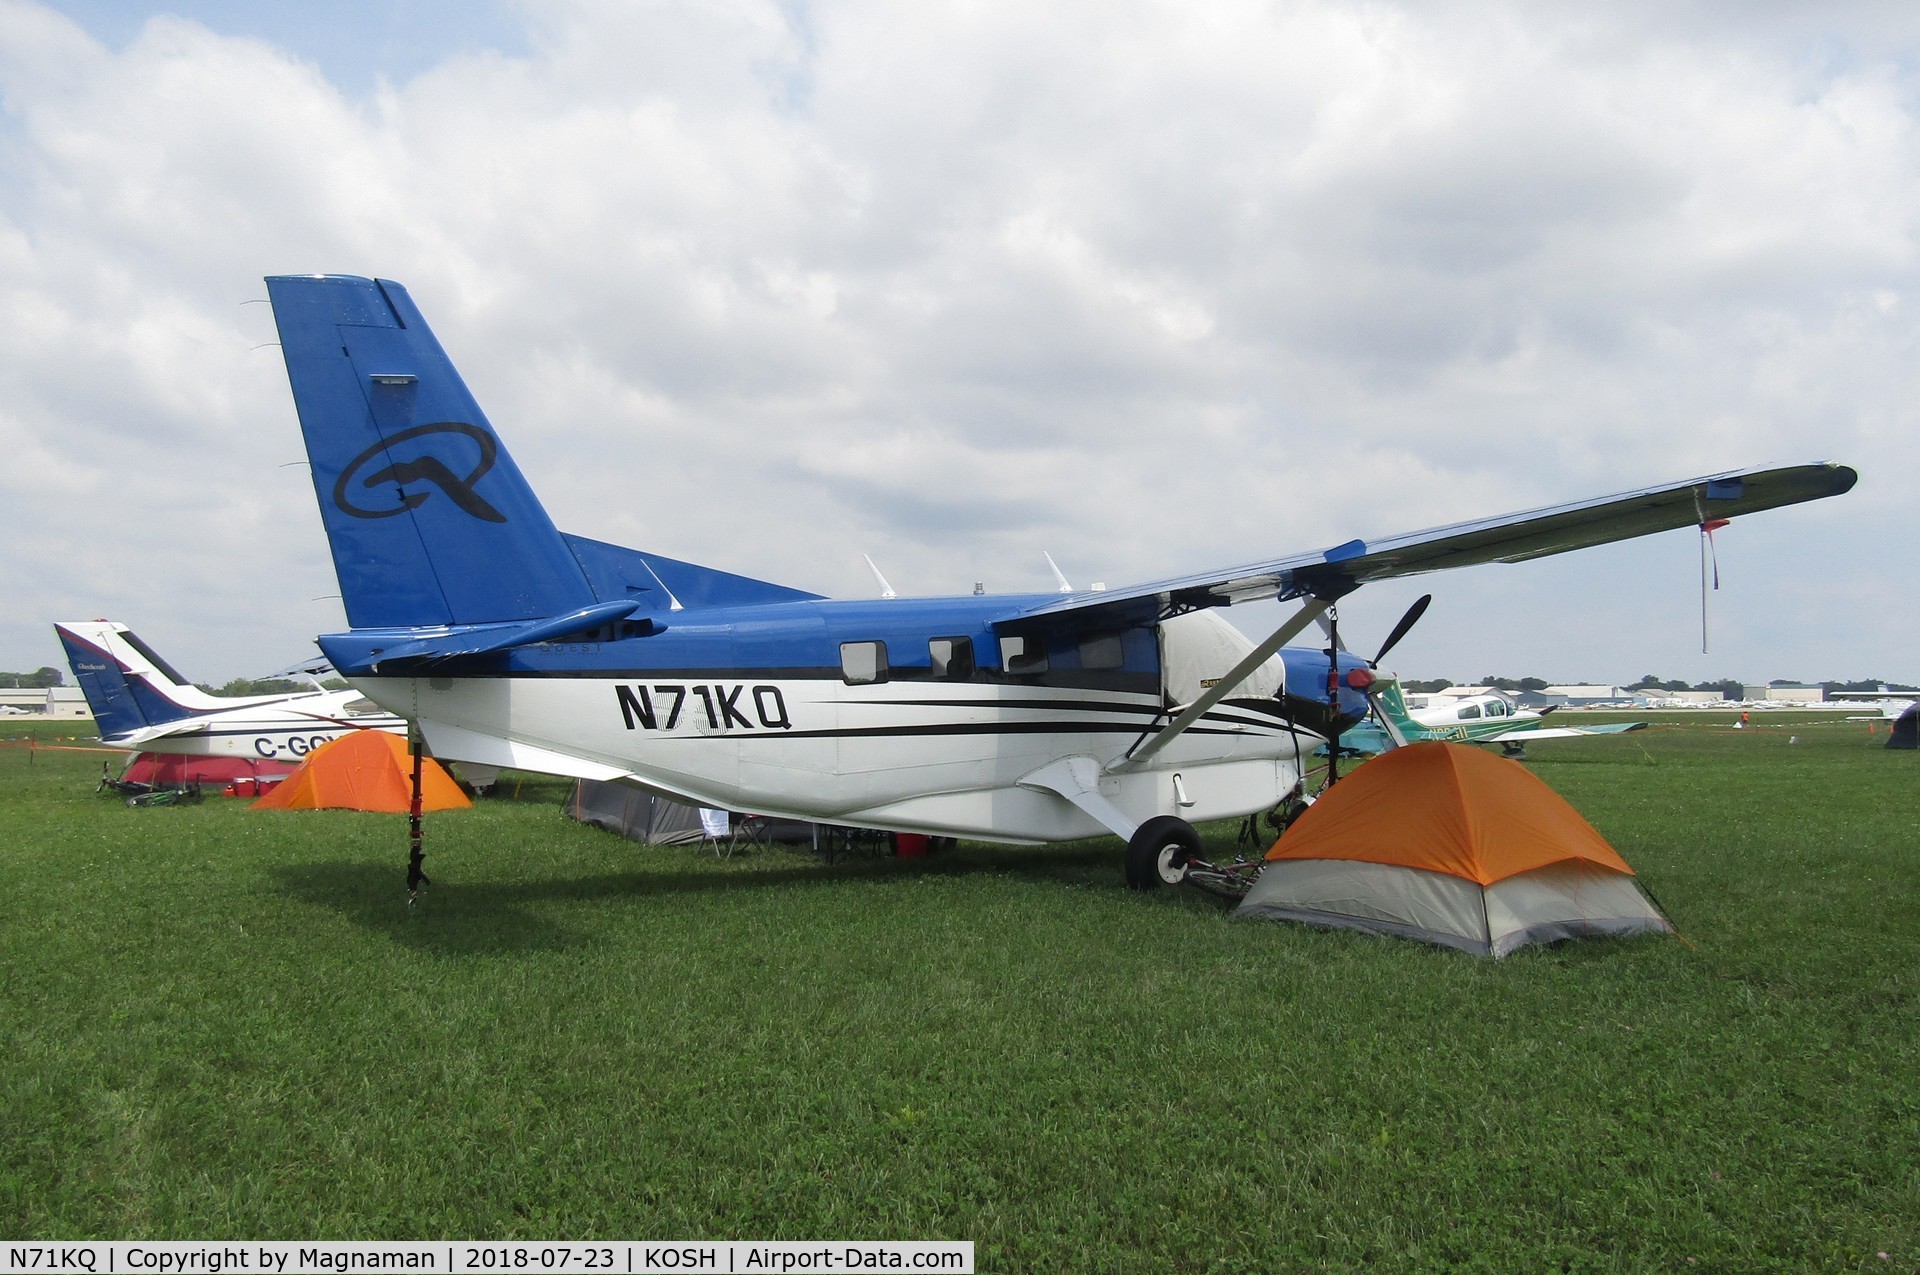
[54,620,405,763]
[263,274,1856,890]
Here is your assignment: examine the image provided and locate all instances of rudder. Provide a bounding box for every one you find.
[54,622,196,740]
[267,275,599,630]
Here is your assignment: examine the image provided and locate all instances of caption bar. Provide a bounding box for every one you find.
[1,1244,972,1275]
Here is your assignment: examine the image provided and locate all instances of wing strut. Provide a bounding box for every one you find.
[1107,596,1333,774]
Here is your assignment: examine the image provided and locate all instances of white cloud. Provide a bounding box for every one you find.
[1,0,1915,686]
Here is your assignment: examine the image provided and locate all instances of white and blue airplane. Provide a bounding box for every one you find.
[55,620,406,763]
[263,274,1856,891]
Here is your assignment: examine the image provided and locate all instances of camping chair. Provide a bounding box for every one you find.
[813,824,888,863]
[699,807,735,857]
[727,814,772,857]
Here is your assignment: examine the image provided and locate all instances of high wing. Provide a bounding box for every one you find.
[1015,463,1855,623]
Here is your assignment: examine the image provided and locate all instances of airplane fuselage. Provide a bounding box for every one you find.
[1402,694,1542,742]
[103,694,407,763]
[332,594,1329,842]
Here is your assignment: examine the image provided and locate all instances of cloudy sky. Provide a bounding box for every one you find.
[2,0,1914,688]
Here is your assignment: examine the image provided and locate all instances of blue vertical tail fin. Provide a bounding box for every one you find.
[266,275,601,630]
[54,622,205,740]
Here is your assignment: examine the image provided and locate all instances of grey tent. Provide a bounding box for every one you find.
[566,779,714,845]
[1887,704,1918,750]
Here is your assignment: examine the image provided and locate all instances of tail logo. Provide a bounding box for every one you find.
[334,422,508,523]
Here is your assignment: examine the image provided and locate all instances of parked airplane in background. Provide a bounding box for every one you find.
[263,273,1856,893]
[1340,676,1646,756]
[1832,691,1920,719]
[55,621,406,762]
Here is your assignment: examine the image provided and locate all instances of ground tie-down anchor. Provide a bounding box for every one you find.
[406,726,430,909]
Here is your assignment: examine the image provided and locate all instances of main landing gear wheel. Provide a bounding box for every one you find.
[1125,815,1202,891]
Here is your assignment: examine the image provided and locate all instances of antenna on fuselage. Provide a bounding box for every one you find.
[1043,552,1073,594]
[863,554,898,600]
[635,555,685,612]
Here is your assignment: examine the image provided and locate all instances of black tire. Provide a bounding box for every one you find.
[1266,797,1310,837]
[1125,815,1202,891]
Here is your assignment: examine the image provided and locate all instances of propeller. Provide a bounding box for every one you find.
[1319,593,1434,784]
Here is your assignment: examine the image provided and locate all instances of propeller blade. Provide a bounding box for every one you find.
[1312,612,1342,650]
[1372,594,1432,666]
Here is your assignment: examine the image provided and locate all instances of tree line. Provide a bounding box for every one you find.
[192,677,351,697]
[1403,675,1918,697]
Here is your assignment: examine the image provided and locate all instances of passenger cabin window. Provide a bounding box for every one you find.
[999,634,1049,676]
[343,697,384,716]
[840,640,888,685]
[1078,630,1125,671]
[1458,703,1482,720]
[929,636,975,680]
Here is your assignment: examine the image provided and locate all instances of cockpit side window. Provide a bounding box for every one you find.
[1458,703,1482,720]
[999,634,1049,676]
[1078,630,1125,671]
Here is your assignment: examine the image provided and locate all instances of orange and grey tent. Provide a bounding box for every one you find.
[251,729,471,813]
[1234,742,1670,957]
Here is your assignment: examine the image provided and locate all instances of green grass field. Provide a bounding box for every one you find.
[2,715,1915,1271]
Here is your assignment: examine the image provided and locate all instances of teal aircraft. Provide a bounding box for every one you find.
[1338,675,1645,757]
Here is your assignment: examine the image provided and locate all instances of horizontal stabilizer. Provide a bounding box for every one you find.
[111,720,212,747]
[323,599,649,672]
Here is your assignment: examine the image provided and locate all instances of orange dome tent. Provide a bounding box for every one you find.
[1234,742,1670,957]
[251,729,471,812]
